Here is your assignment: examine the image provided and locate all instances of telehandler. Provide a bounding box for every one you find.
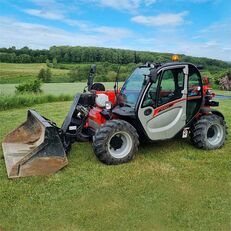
[2,56,227,178]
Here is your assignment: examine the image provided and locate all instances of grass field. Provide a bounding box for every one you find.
[0,99,230,231]
[0,82,122,111]
[0,82,120,96]
[214,90,231,96]
[0,83,229,97]
[0,63,69,83]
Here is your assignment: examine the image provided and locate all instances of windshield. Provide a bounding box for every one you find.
[120,67,150,107]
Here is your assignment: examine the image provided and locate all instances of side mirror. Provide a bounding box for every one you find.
[149,68,158,83]
[87,64,96,91]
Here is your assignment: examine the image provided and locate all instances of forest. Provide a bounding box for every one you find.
[0,46,230,70]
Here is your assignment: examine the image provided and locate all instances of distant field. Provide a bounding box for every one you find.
[0,62,133,84]
[0,82,229,96]
[0,82,122,95]
[0,63,69,83]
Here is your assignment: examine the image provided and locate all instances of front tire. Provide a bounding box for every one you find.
[191,114,228,150]
[93,120,139,165]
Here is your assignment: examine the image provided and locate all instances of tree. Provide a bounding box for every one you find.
[38,68,46,81]
[46,59,53,68]
[69,66,89,82]
[37,68,52,82]
[52,57,57,66]
[45,68,52,82]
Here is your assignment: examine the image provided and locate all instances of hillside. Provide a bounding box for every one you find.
[1,46,230,68]
[0,46,230,84]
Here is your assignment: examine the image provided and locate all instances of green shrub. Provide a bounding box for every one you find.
[38,68,52,82]
[69,66,89,82]
[52,57,57,66]
[46,59,53,68]
[15,80,42,94]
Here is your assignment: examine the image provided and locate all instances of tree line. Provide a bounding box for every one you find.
[0,46,230,71]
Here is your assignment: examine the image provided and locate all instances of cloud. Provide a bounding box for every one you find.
[131,19,231,61]
[21,0,88,28]
[86,0,157,12]
[24,8,89,29]
[0,17,134,49]
[93,26,133,39]
[24,9,64,20]
[131,11,189,26]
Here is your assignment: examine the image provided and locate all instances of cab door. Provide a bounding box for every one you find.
[138,65,188,141]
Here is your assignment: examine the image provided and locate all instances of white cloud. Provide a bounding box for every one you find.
[22,0,86,28]
[86,0,157,12]
[24,9,64,20]
[131,11,189,26]
[93,26,133,39]
[0,11,230,61]
[0,17,133,49]
[131,19,231,61]
[24,8,89,29]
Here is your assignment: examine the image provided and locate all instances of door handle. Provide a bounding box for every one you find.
[144,108,152,116]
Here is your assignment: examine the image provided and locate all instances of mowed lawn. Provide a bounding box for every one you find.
[0,82,121,96]
[1,83,230,97]
[0,100,230,231]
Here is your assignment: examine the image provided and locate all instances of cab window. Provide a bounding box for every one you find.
[157,68,184,106]
[186,65,203,122]
[142,79,158,107]
[188,66,202,97]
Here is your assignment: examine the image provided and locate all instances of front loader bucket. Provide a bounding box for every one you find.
[2,110,68,178]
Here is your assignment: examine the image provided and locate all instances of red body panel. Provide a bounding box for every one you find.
[95,90,117,106]
[86,91,117,129]
[87,106,106,128]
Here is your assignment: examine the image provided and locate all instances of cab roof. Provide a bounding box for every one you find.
[139,61,199,70]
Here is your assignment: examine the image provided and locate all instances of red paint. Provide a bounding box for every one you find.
[87,107,106,128]
[187,95,202,100]
[95,90,117,106]
[153,98,187,117]
[85,91,119,129]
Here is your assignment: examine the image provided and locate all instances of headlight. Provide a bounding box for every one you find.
[105,101,112,110]
[95,94,109,107]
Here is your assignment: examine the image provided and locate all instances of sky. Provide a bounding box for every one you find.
[0,0,231,61]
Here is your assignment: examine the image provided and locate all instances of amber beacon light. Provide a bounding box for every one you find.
[171,54,180,62]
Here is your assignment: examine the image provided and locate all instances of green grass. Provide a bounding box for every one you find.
[0,82,121,96]
[0,82,121,110]
[214,90,231,96]
[0,99,230,231]
[0,63,69,84]
[0,94,72,111]
[0,82,229,97]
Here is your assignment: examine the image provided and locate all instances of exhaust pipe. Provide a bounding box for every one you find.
[2,110,68,178]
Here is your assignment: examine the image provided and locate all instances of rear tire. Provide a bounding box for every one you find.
[93,120,139,165]
[191,114,228,150]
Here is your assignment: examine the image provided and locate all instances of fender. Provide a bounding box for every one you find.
[199,107,224,119]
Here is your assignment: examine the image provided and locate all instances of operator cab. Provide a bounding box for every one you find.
[114,59,204,140]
